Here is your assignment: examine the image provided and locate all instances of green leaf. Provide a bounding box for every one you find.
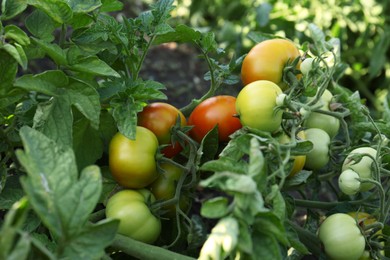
[200,171,257,194]
[73,117,103,170]
[69,56,121,77]
[247,31,275,43]
[1,43,28,69]
[154,24,202,44]
[65,0,102,13]
[16,127,78,237]
[252,233,283,259]
[15,70,68,96]
[27,0,73,24]
[61,219,119,259]
[254,212,289,246]
[100,0,123,12]
[111,98,143,140]
[66,78,101,129]
[0,175,24,210]
[1,0,28,20]
[33,96,73,147]
[4,25,30,45]
[248,138,266,189]
[32,38,67,65]
[256,3,272,27]
[198,125,219,165]
[25,9,57,42]
[201,197,229,219]
[6,232,31,260]
[200,157,247,175]
[369,28,390,79]
[0,49,18,94]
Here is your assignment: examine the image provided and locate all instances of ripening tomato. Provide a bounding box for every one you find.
[188,95,242,143]
[303,128,330,171]
[105,189,161,244]
[236,80,283,132]
[109,126,159,188]
[241,38,301,90]
[138,102,187,158]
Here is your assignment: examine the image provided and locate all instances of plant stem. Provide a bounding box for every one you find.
[110,234,196,260]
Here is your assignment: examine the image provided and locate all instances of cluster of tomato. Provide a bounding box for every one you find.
[105,37,381,258]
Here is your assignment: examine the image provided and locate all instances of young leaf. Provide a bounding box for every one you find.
[1,43,27,69]
[4,25,30,45]
[32,38,67,65]
[110,98,141,140]
[200,197,230,219]
[65,0,102,13]
[100,0,123,12]
[69,56,121,78]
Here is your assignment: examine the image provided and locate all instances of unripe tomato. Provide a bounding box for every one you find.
[303,89,340,138]
[300,57,314,75]
[138,102,187,158]
[318,213,365,260]
[303,128,330,170]
[342,147,377,192]
[278,131,306,177]
[109,126,159,188]
[105,189,161,244]
[149,163,190,217]
[338,169,361,195]
[188,95,242,143]
[236,80,283,132]
[241,38,301,90]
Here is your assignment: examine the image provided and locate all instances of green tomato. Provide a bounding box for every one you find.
[109,126,159,189]
[318,213,366,260]
[342,147,377,192]
[105,189,161,244]
[236,80,283,132]
[149,163,190,217]
[338,169,361,195]
[303,89,340,138]
[303,128,330,170]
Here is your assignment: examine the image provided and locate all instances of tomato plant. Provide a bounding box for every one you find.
[188,95,242,143]
[240,38,301,89]
[318,213,366,260]
[109,126,159,189]
[303,89,340,138]
[303,128,330,170]
[105,189,161,244]
[138,102,187,158]
[235,80,283,132]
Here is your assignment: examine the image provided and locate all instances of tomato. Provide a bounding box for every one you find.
[342,147,377,192]
[138,102,187,158]
[278,131,306,177]
[241,38,301,90]
[149,163,190,217]
[105,189,161,244]
[338,169,361,195]
[303,128,330,170]
[109,126,159,188]
[303,89,340,138]
[236,80,283,132]
[188,95,242,143]
[318,213,366,260]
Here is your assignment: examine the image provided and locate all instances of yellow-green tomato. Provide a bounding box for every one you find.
[109,126,159,189]
[105,189,161,244]
[303,89,340,138]
[342,147,377,192]
[318,213,365,260]
[303,128,330,170]
[338,169,361,195]
[236,80,283,132]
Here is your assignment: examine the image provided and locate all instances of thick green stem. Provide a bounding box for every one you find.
[110,234,196,260]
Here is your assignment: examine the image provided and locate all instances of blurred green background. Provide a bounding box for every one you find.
[126,0,390,111]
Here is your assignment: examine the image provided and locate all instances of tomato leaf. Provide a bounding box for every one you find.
[200,197,230,219]
[27,0,73,24]
[32,38,68,65]
[15,70,67,96]
[369,28,390,79]
[4,25,30,45]
[100,0,123,12]
[0,175,24,210]
[0,0,28,20]
[65,0,102,13]
[1,43,28,70]
[25,9,58,42]
[0,50,18,95]
[68,56,121,78]
[154,24,202,44]
[255,3,272,27]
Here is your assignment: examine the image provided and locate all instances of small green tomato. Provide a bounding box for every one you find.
[338,169,361,195]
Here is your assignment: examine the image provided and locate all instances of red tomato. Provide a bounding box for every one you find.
[188,95,242,143]
[138,102,187,158]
